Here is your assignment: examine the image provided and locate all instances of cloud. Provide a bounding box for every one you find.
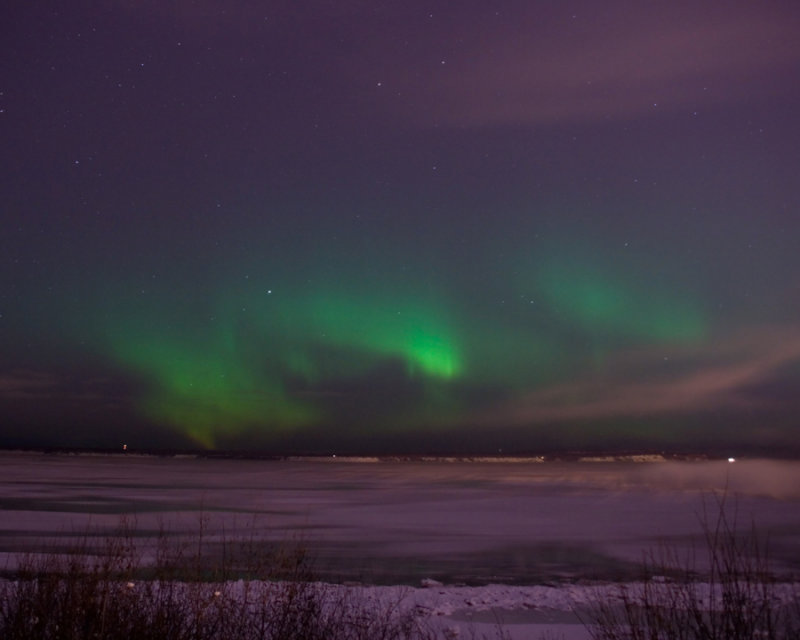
[480,324,800,426]
[100,2,800,129]
[403,4,800,126]
[0,370,62,400]
[0,369,122,406]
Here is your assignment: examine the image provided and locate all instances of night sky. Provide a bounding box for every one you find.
[3,1,800,453]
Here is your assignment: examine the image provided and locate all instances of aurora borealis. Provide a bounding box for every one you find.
[2,1,800,453]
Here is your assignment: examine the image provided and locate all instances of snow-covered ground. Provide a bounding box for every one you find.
[1,452,799,639]
[321,579,800,640]
[324,580,612,639]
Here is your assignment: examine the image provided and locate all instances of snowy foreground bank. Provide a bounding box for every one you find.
[3,574,798,640]
[309,580,613,639]
[297,579,800,640]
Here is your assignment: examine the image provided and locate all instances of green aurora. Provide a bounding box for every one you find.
[82,251,707,448]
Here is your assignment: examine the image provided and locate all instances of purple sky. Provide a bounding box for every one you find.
[2,1,800,453]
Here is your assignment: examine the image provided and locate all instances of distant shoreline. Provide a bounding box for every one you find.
[1,447,795,462]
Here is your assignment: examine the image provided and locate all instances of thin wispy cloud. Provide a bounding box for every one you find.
[410,5,800,125]
[482,325,800,425]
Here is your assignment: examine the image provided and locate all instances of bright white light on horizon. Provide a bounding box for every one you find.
[728,457,736,463]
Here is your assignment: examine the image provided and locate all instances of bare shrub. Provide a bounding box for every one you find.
[585,493,799,640]
[0,519,433,640]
